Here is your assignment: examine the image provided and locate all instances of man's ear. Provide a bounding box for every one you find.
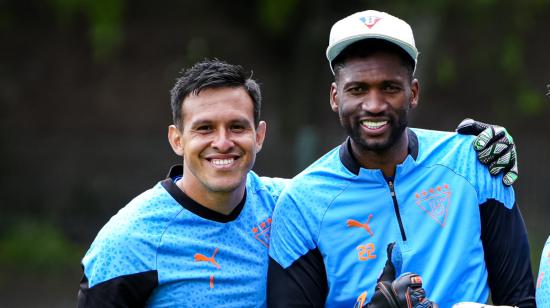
[409,78,420,110]
[168,125,184,156]
[255,121,267,153]
[330,82,339,113]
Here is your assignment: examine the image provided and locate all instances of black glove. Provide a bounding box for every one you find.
[456,118,518,186]
[356,243,438,308]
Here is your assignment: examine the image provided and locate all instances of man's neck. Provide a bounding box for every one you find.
[351,132,409,178]
[177,179,245,216]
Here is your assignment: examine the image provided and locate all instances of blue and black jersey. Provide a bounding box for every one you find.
[78,165,287,307]
[268,128,535,308]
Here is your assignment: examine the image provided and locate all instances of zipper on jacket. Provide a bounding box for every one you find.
[388,180,407,241]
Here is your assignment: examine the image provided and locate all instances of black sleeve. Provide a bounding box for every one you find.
[480,200,536,307]
[267,248,328,307]
[77,269,158,307]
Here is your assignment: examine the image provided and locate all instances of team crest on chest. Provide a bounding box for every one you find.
[415,184,452,227]
[252,217,272,248]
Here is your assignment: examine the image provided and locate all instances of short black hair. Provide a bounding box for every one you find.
[331,39,415,81]
[170,59,262,129]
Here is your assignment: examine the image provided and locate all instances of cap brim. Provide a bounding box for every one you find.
[327,34,418,73]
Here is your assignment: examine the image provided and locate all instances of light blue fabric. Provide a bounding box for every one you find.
[82,171,287,307]
[537,235,550,307]
[269,129,515,308]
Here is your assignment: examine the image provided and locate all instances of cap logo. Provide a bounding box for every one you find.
[359,16,382,29]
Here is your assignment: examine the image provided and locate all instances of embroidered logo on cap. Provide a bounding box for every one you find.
[359,16,382,29]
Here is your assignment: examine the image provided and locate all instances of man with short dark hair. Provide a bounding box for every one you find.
[268,10,535,307]
[77,60,287,306]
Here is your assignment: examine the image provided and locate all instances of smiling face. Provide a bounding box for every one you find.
[330,52,419,161]
[169,87,266,197]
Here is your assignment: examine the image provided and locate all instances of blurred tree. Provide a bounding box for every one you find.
[258,0,299,35]
[49,0,125,61]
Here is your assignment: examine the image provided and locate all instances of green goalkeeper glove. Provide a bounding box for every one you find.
[456,118,518,186]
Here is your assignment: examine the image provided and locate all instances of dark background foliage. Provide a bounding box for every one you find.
[1,0,549,305]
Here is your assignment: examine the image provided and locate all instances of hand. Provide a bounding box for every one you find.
[456,118,518,186]
[358,243,438,308]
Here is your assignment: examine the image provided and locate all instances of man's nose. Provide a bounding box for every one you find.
[362,91,386,114]
[211,129,234,152]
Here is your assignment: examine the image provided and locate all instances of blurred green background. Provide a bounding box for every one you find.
[1,0,549,305]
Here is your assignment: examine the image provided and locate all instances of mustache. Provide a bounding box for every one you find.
[202,150,244,156]
[356,111,392,118]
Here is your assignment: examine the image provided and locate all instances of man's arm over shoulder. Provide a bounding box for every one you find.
[480,199,536,307]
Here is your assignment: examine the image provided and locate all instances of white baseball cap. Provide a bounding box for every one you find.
[326,10,418,74]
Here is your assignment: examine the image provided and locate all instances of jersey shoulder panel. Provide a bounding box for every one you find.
[82,182,184,287]
[243,171,288,218]
[248,171,289,202]
[410,128,515,208]
[269,146,355,268]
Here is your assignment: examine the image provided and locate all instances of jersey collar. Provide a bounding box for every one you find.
[161,165,247,223]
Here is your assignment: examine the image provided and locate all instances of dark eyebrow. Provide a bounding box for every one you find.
[230,118,253,127]
[342,81,368,88]
[189,119,212,127]
[189,117,253,127]
[381,80,403,86]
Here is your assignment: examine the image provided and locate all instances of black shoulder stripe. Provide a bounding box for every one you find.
[77,269,158,307]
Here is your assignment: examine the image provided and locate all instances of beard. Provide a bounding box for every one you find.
[344,108,409,153]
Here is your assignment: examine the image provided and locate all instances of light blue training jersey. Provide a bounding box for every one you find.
[269,128,519,307]
[79,165,287,307]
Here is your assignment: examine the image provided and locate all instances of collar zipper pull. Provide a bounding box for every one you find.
[388,180,395,197]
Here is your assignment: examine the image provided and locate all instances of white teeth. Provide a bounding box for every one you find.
[361,120,387,129]
[211,158,234,166]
